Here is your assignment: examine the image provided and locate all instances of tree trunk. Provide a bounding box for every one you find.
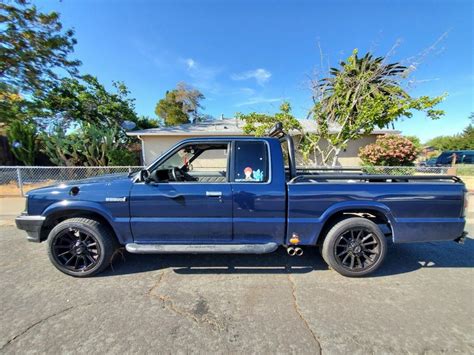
[331,148,341,166]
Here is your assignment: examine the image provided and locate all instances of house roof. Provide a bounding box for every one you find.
[126,118,400,137]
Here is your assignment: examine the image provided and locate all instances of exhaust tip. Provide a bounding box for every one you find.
[287,247,296,256]
[295,247,303,256]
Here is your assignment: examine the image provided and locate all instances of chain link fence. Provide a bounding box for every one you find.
[0,166,143,196]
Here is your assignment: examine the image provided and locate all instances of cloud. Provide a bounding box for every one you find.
[235,96,282,107]
[180,58,223,94]
[238,87,256,95]
[185,58,196,69]
[231,68,272,86]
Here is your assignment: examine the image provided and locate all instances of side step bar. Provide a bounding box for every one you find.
[125,242,278,254]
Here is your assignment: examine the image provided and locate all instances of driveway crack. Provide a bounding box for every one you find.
[146,270,167,296]
[0,305,76,351]
[287,274,323,354]
[146,270,223,331]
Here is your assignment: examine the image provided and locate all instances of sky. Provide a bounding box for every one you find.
[40,0,473,142]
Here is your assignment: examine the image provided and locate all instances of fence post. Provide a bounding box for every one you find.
[16,167,24,197]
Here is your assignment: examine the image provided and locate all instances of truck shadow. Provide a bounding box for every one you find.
[101,238,474,278]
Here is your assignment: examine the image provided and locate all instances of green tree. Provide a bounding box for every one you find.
[155,82,205,126]
[6,119,37,165]
[237,102,322,165]
[38,75,138,129]
[41,122,130,166]
[135,115,161,130]
[38,75,152,166]
[311,49,445,165]
[237,102,302,136]
[405,135,422,151]
[236,102,326,164]
[0,0,81,95]
[426,122,474,151]
[0,83,29,124]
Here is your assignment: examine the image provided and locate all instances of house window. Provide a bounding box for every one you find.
[233,141,269,183]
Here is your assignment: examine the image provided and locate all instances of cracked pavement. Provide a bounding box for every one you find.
[0,225,473,354]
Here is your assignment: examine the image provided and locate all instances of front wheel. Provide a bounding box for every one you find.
[321,217,387,277]
[47,217,118,277]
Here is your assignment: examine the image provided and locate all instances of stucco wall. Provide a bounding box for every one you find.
[140,134,378,166]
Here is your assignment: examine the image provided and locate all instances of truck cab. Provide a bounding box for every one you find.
[129,137,286,246]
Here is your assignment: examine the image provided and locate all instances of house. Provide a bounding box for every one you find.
[126,118,399,166]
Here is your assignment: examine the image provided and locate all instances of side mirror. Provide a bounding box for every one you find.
[145,170,161,183]
[140,169,150,182]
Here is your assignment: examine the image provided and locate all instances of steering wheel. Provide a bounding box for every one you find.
[170,167,197,182]
[170,167,184,182]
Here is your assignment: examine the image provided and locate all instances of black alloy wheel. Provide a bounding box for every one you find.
[321,217,387,277]
[47,218,118,277]
[52,227,101,272]
[334,228,381,271]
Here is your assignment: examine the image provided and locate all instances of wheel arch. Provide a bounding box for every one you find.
[315,202,395,246]
[40,203,119,243]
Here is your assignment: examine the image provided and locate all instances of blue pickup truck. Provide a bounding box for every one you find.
[16,124,468,277]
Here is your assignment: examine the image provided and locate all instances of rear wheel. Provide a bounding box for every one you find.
[47,217,118,277]
[321,217,387,277]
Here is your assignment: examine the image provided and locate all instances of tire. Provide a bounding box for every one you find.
[47,217,118,277]
[321,217,387,277]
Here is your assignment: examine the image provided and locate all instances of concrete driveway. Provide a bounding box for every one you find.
[0,225,473,354]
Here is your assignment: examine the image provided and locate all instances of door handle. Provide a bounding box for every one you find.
[206,191,222,197]
[163,193,182,199]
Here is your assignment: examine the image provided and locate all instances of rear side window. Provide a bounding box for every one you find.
[233,141,269,183]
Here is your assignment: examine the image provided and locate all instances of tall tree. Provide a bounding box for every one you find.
[39,75,138,128]
[311,49,445,165]
[155,82,205,126]
[37,75,157,166]
[0,0,81,95]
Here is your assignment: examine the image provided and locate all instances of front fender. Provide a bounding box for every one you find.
[42,200,131,244]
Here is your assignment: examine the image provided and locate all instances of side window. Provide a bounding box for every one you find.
[154,143,229,183]
[233,141,269,183]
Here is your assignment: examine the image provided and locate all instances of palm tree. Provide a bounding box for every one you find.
[316,50,408,124]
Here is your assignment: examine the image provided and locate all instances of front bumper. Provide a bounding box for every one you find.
[15,214,45,243]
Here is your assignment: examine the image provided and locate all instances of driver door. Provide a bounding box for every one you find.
[130,141,233,243]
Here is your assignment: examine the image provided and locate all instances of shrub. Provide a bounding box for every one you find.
[361,166,415,176]
[107,149,139,166]
[359,135,418,166]
[6,120,37,165]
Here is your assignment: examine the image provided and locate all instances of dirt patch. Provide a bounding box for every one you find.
[0,181,54,197]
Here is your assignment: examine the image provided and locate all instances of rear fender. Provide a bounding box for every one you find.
[288,200,396,245]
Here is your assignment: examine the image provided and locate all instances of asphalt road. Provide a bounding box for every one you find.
[0,225,473,354]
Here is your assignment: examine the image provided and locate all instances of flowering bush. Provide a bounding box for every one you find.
[359,135,419,166]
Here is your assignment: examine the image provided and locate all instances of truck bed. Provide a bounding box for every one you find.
[286,175,466,245]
